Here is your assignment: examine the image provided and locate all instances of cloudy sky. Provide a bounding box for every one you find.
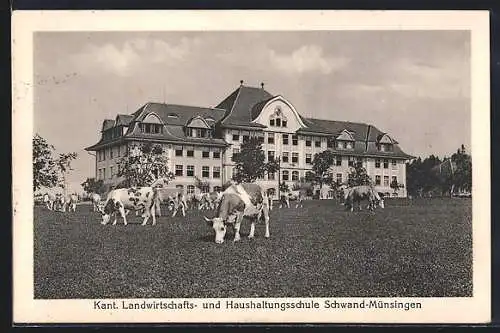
[34,31,470,192]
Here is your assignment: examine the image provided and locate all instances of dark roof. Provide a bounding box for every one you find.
[133,103,226,126]
[215,85,274,128]
[101,119,115,132]
[298,118,382,141]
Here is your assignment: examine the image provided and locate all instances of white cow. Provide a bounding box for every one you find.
[203,183,270,244]
[91,193,102,212]
[99,187,158,226]
[64,194,78,212]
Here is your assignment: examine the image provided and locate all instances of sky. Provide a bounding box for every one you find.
[33,31,471,193]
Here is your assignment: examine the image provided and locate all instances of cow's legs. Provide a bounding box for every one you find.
[181,204,186,217]
[119,206,128,225]
[151,204,157,226]
[233,214,244,242]
[263,204,270,238]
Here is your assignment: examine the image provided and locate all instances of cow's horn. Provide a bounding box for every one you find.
[203,216,213,225]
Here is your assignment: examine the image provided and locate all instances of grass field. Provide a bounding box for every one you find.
[34,198,472,299]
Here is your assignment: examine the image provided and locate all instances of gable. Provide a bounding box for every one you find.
[252,96,306,131]
[143,113,163,124]
[187,117,210,129]
[336,129,355,141]
[378,133,396,144]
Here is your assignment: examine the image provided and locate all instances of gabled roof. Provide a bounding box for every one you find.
[297,118,382,141]
[101,119,115,132]
[215,85,273,128]
[115,114,134,126]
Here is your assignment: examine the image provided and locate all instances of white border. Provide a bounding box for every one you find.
[12,10,491,324]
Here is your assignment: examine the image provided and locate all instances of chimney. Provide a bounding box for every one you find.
[261,82,265,89]
[240,80,244,86]
[365,125,371,151]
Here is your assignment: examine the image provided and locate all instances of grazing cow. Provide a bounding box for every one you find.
[168,192,188,217]
[64,194,78,212]
[43,193,55,210]
[203,183,270,244]
[53,193,66,212]
[279,190,305,208]
[208,191,223,210]
[91,193,102,212]
[344,185,384,212]
[99,187,158,226]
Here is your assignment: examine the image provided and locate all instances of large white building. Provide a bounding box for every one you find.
[86,82,413,197]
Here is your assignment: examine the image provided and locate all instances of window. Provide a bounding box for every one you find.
[268,133,275,144]
[305,171,314,180]
[375,159,381,168]
[213,166,221,179]
[202,151,210,158]
[292,135,298,146]
[356,157,363,166]
[202,166,210,178]
[305,138,312,147]
[175,165,183,177]
[292,171,299,181]
[348,156,355,167]
[140,123,163,134]
[213,151,221,159]
[268,150,275,162]
[116,146,120,158]
[305,154,312,164]
[283,134,289,145]
[327,139,333,148]
[232,148,239,157]
[269,119,275,127]
[383,176,390,187]
[257,135,265,144]
[187,165,195,177]
[315,140,321,148]
[392,176,397,184]
[232,134,240,141]
[375,175,381,185]
[187,185,195,194]
[102,168,106,180]
[346,141,353,149]
[282,170,289,181]
[268,172,275,180]
[392,159,397,169]
[282,152,289,163]
[187,150,194,157]
[109,166,114,178]
[275,118,281,127]
[175,148,183,157]
[335,155,342,166]
[282,120,287,128]
[186,128,193,137]
[336,173,342,184]
[337,141,343,149]
[292,152,299,163]
[242,135,249,143]
[383,159,389,169]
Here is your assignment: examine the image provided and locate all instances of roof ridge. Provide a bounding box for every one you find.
[306,117,369,126]
[221,86,242,124]
[147,102,227,111]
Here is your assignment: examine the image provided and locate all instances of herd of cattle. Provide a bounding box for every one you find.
[39,183,385,244]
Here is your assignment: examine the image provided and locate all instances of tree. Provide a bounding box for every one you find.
[347,162,372,187]
[232,137,274,183]
[310,150,335,187]
[390,179,405,194]
[81,177,105,194]
[194,176,210,193]
[450,144,472,193]
[57,152,78,194]
[117,143,174,187]
[33,134,78,192]
[33,134,58,191]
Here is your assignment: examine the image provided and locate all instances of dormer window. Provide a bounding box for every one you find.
[376,134,396,152]
[269,106,288,128]
[334,129,355,151]
[186,116,212,138]
[140,123,163,134]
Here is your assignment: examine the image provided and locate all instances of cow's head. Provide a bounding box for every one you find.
[100,199,115,224]
[203,216,226,244]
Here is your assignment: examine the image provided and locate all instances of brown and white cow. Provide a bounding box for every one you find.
[100,187,158,226]
[203,183,270,244]
[344,185,384,212]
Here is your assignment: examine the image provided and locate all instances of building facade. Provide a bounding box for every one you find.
[86,82,413,197]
